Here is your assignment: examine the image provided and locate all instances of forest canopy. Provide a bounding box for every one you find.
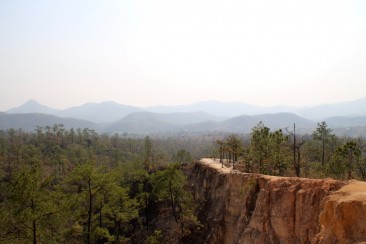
[1,122,366,243]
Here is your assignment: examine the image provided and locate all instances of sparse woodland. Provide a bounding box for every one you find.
[0,125,202,244]
[1,122,366,243]
[215,121,366,181]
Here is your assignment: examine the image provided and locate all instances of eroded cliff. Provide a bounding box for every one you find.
[189,159,366,244]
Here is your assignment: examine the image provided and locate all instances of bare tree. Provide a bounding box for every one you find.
[285,123,305,177]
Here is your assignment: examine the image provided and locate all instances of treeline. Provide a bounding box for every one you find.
[214,121,366,180]
[0,125,201,244]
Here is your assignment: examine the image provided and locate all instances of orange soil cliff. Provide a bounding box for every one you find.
[189,159,366,244]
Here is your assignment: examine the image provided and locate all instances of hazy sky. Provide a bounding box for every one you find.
[1,0,366,111]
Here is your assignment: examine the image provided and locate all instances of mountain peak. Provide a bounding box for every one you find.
[6,100,59,115]
[24,99,40,105]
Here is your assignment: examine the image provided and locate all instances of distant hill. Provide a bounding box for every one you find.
[0,112,99,132]
[105,111,224,133]
[106,113,178,133]
[56,101,143,123]
[296,97,366,120]
[223,113,315,133]
[6,100,60,115]
[183,113,315,133]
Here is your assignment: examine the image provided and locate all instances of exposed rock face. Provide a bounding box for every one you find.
[313,180,366,244]
[189,159,366,244]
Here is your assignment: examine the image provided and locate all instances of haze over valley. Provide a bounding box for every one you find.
[2,97,366,136]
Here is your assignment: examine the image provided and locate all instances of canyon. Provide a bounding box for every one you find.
[188,158,366,244]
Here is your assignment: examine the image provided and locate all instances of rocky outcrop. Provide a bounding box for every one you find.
[189,159,366,244]
[313,180,366,244]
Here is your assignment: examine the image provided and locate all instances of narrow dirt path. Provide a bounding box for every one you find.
[199,158,233,174]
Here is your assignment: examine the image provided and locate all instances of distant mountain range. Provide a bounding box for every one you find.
[2,97,366,135]
[1,111,316,134]
[0,112,99,132]
[6,100,143,123]
[6,97,366,121]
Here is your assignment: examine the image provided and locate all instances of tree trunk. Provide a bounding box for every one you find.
[259,158,263,174]
[115,221,121,242]
[31,199,37,244]
[296,146,301,177]
[33,220,37,244]
[322,136,325,166]
[98,202,103,244]
[348,151,353,180]
[169,178,178,224]
[87,179,92,244]
[145,192,149,231]
[220,150,223,167]
[293,124,298,176]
